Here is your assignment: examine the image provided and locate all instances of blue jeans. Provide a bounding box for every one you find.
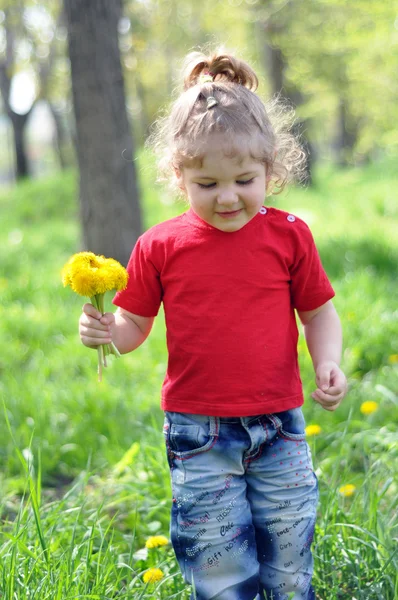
[163,408,318,600]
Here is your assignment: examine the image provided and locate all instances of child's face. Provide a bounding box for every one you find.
[177,136,268,232]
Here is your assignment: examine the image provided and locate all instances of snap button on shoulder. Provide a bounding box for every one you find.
[259,207,267,215]
[287,214,296,222]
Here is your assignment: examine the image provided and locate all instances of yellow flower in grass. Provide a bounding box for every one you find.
[360,401,378,415]
[339,484,356,497]
[62,252,128,381]
[145,535,169,549]
[143,568,164,584]
[388,354,398,364]
[305,424,322,437]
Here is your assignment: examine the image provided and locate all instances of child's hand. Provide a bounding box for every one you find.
[311,360,347,411]
[79,303,115,348]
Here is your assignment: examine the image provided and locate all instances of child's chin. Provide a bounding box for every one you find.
[217,222,246,232]
[216,215,250,231]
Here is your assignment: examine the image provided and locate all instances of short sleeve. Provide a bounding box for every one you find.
[290,222,335,311]
[112,236,163,317]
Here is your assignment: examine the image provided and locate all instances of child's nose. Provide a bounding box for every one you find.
[217,188,238,205]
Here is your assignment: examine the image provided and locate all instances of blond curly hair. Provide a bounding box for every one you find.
[148,49,306,195]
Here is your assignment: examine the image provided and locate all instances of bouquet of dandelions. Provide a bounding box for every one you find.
[62,252,128,381]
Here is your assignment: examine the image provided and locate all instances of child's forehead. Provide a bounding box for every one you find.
[181,134,264,170]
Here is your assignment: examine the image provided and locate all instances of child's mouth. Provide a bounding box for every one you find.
[217,209,242,218]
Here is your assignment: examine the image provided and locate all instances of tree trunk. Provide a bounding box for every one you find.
[258,18,313,185]
[135,75,150,139]
[0,64,32,181]
[48,101,69,170]
[64,0,142,266]
[336,98,358,167]
[9,111,31,180]
[266,42,285,95]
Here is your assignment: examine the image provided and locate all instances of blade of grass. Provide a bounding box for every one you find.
[2,399,49,564]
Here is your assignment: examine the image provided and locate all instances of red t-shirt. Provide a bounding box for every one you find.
[113,207,334,416]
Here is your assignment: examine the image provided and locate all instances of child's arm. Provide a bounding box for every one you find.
[79,303,154,354]
[298,300,347,411]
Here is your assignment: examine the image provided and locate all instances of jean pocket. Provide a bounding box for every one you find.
[267,407,306,441]
[164,412,219,459]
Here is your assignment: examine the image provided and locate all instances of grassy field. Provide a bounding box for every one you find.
[0,155,397,599]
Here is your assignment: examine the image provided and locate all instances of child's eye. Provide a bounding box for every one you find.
[197,182,216,189]
[236,178,254,186]
[197,179,254,188]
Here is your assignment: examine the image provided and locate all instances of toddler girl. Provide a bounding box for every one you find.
[79,50,347,600]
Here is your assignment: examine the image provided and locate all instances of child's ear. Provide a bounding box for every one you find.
[174,167,185,191]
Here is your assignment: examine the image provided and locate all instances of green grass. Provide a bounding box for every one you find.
[0,155,397,598]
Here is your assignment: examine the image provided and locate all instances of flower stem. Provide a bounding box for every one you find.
[97,347,102,382]
[110,342,121,357]
[91,294,106,381]
[89,292,121,380]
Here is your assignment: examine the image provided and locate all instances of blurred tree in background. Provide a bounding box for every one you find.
[0,0,68,179]
[0,5,33,179]
[118,0,398,165]
[1,0,396,171]
[263,0,398,165]
[63,0,142,265]
[0,0,74,179]
[0,0,396,252]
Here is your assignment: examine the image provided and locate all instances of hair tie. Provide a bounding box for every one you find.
[199,71,214,85]
[206,96,218,109]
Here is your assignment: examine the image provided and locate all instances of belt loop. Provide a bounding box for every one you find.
[209,416,220,437]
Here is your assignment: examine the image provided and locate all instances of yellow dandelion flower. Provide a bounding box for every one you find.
[61,252,128,380]
[305,424,322,437]
[61,268,71,287]
[101,259,129,291]
[388,354,398,364]
[145,535,169,549]
[143,568,164,584]
[339,484,356,497]
[360,401,378,415]
[61,252,128,298]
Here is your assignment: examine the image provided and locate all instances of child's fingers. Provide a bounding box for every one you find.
[79,309,114,349]
[313,385,346,399]
[82,303,102,320]
[99,312,115,326]
[311,386,346,411]
[80,306,115,329]
[80,332,112,347]
[315,370,332,391]
[314,364,347,405]
[80,322,111,337]
[80,314,109,332]
[79,319,112,347]
[311,393,342,411]
[320,384,346,397]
